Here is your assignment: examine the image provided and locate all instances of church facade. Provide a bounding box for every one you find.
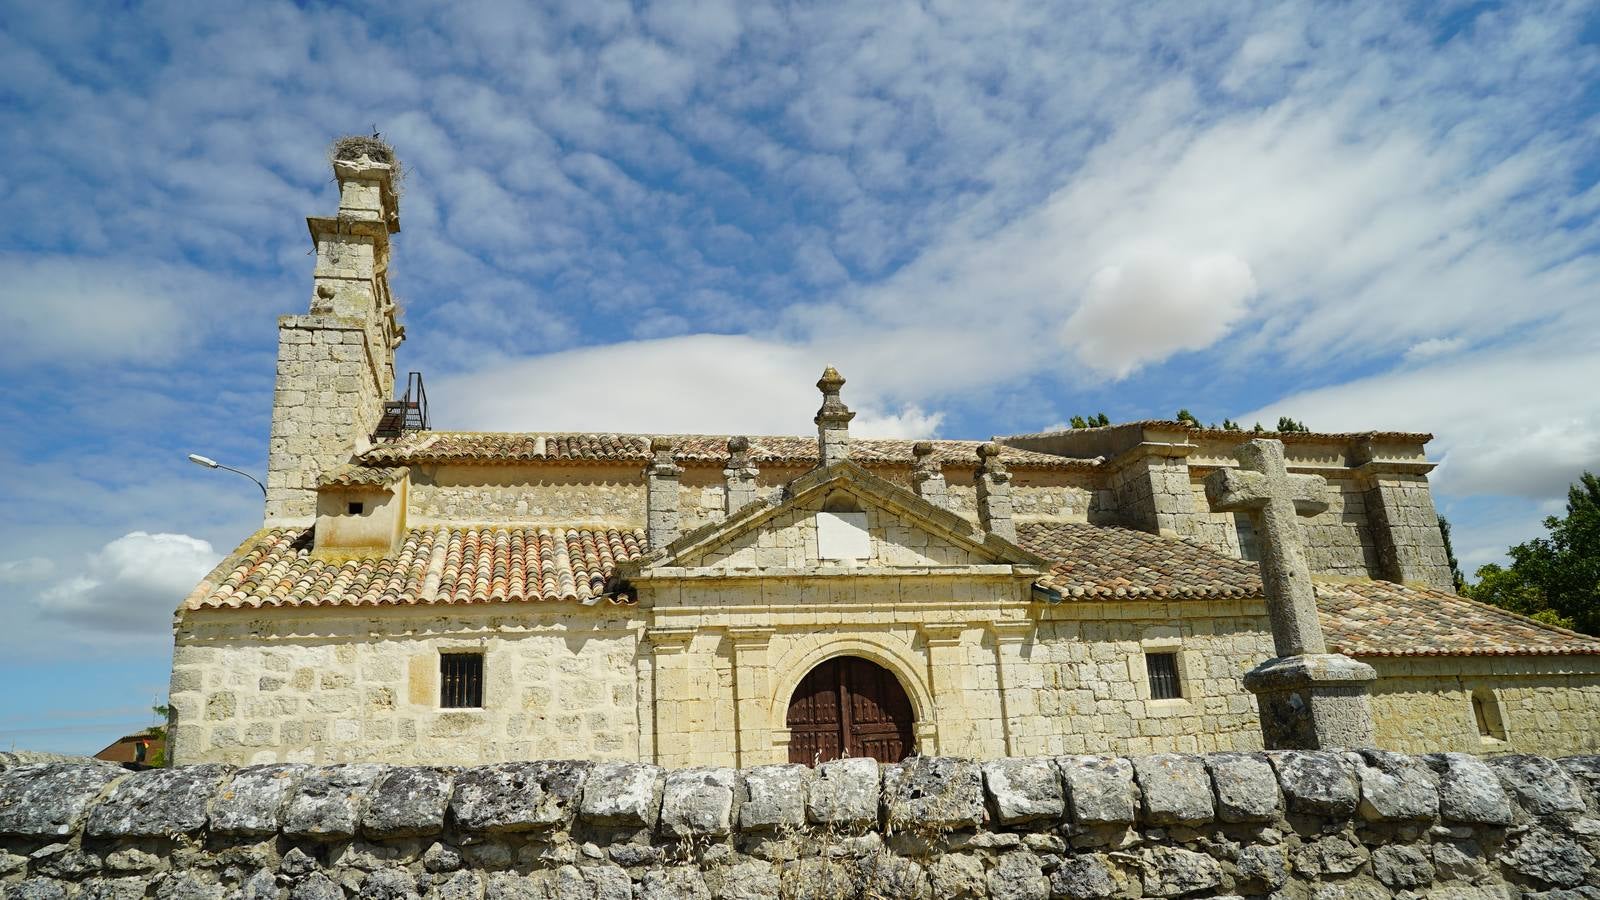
[167,143,1600,767]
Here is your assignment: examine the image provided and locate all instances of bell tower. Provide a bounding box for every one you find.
[263,137,405,523]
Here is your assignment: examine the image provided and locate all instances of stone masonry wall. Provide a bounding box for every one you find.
[170,608,643,767]
[1367,656,1600,757]
[6,751,1600,900]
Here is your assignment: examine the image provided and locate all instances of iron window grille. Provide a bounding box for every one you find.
[1146,652,1183,700]
[440,652,484,708]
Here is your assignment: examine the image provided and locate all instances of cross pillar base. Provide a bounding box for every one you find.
[1243,653,1378,750]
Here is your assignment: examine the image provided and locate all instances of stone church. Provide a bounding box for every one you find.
[168,142,1600,767]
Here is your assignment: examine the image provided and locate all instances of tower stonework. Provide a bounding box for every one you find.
[264,140,405,524]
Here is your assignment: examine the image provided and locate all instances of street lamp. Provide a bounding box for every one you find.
[187,453,268,499]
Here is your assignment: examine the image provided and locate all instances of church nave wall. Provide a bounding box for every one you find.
[169,609,644,767]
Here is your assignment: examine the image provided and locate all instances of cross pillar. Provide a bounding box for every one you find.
[1206,439,1377,750]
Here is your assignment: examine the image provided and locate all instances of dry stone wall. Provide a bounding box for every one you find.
[6,751,1600,900]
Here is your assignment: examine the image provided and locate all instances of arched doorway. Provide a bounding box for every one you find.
[786,656,915,764]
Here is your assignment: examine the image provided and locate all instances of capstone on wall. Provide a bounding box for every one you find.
[6,751,1600,900]
[169,607,643,767]
[407,464,646,526]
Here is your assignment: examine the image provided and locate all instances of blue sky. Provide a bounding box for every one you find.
[2,0,1598,754]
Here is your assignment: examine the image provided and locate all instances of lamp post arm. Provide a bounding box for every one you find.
[215,463,268,499]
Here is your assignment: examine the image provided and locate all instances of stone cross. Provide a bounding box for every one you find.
[723,436,759,515]
[1205,439,1330,657]
[911,441,949,510]
[814,367,854,466]
[1205,438,1376,750]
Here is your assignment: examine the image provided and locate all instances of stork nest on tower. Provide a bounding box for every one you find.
[330,134,403,194]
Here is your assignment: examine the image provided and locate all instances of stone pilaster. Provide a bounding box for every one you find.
[1357,463,1455,591]
[723,436,759,516]
[975,443,1015,541]
[911,441,949,509]
[645,438,683,549]
[988,622,1032,756]
[814,366,854,466]
[728,627,776,767]
[645,628,695,766]
[1108,451,1195,538]
[265,139,404,524]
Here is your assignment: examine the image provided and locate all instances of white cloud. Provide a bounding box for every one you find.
[598,37,697,109]
[0,557,53,583]
[1061,250,1256,379]
[1405,337,1466,362]
[431,333,941,438]
[36,532,220,635]
[1238,342,1600,500]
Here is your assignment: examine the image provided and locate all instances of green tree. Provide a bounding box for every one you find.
[1438,517,1466,592]
[1069,415,1088,429]
[1175,408,1202,428]
[1275,416,1310,433]
[1221,418,1241,431]
[149,703,171,767]
[1463,472,1600,636]
[1094,412,1110,427]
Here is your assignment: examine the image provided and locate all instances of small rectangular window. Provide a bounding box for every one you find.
[1235,513,1260,562]
[348,501,365,515]
[1472,690,1506,741]
[440,652,484,708]
[1146,652,1183,700]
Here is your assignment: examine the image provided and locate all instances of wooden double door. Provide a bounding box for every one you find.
[785,657,915,765]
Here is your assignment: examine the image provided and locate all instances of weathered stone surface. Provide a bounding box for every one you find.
[280,847,317,877]
[1236,845,1287,889]
[210,764,307,835]
[1498,828,1595,887]
[1371,845,1434,889]
[1432,840,1486,882]
[87,765,233,837]
[1294,835,1369,876]
[0,763,124,837]
[289,872,342,900]
[1133,754,1214,825]
[805,757,879,827]
[709,860,780,900]
[1352,750,1439,821]
[739,764,808,831]
[77,876,154,900]
[283,764,386,839]
[364,767,453,838]
[981,758,1063,826]
[858,853,929,900]
[155,873,224,900]
[239,869,278,900]
[1140,846,1221,898]
[985,851,1047,900]
[1057,756,1137,825]
[1426,753,1513,825]
[883,757,984,830]
[1049,854,1115,899]
[926,853,985,900]
[659,767,737,838]
[638,866,711,900]
[1488,754,1587,815]
[1206,752,1281,822]
[485,872,547,900]
[360,869,417,900]
[1270,751,1357,817]
[11,878,69,900]
[432,871,481,900]
[450,761,588,833]
[580,761,664,828]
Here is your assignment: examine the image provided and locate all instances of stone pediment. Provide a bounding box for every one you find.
[617,461,1046,578]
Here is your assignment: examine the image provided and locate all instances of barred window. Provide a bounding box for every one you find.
[440,652,484,708]
[1146,652,1183,700]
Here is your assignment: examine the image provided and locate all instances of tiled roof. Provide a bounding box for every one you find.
[319,464,409,488]
[360,432,1096,470]
[1018,522,1264,600]
[1016,521,1600,656]
[183,526,647,610]
[1318,579,1600,657]
[1000,421,1433,444]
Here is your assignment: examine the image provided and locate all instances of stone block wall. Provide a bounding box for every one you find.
[1367,656,1600,756]
[5,751,1600,899]
[1364,475,1456,592]
[170,609,643,767]
[407,465,646,526]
